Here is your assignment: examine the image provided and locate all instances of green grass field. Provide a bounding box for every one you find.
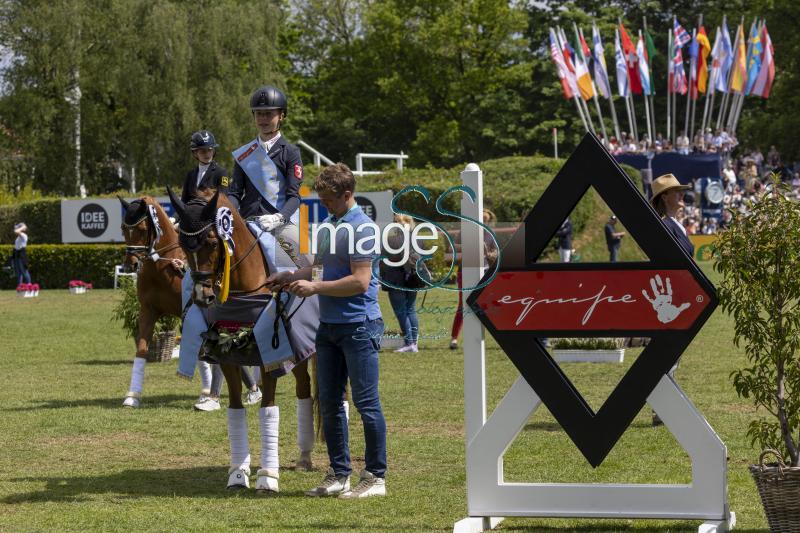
[0,268,770,531]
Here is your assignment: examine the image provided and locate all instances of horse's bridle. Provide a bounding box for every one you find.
[180,220,267,296]
[121,208,179,264]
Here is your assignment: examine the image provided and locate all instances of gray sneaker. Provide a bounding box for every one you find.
[338,469,386,499]
[244,387,262,406]
[305,467,350,497]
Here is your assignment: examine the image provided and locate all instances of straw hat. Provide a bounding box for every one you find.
[650,174,691,206]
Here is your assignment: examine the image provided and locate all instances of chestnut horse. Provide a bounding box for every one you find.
[167,186,321,494]
[118,197,184,408]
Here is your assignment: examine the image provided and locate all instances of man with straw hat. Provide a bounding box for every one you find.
[650,173,694,258]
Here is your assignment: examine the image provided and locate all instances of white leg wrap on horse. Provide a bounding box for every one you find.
[297,398,314,453]
[227,408,250,471]
[127,357,146,396]
[259,406,280,473]
[198,361,212,395]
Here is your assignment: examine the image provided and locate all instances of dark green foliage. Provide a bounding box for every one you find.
[0,244,124,289]
[714,178,800,466]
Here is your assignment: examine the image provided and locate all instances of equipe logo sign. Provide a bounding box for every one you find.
[467,133,718,468]
[77,203,108,238]
[474,270,709,330]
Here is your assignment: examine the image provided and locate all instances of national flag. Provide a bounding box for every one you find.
[579,30,592,59]
[674,18,691,48]
[729,24,747,93]
[708,27,722,94]
[696,26,712,94]
[591,24,612,99]
[558,28,583,99]
[715,19,733,93]
[619,23,642,94]
[688,32,699,100]
[645,29,657,65]
[571,31,596,100]
[751,25,774,98]
[672,47,687,94]
[745,22,763,95]
[636,32,651,95]
[549,28,575,100]
[614,29,629,97]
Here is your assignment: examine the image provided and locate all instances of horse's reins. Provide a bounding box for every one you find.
[179,216,306,350]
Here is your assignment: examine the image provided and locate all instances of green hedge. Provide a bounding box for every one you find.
[0,244,124,289]
[0,198,63,244]
[0,157,641,245]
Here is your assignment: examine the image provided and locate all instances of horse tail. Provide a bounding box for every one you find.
[311,354,324,443]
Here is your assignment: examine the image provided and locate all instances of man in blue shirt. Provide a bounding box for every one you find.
[266,163,386,499]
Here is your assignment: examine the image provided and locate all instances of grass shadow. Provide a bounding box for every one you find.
[3,394,194,412]
[4,467,234,502]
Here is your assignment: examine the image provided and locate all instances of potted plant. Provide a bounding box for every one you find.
[550,337,626,363]
[111,277,180,362]
[68,280,92,294]
[714,176,800,531]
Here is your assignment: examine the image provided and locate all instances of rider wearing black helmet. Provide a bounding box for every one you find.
[227,85,303,227]
[181,130,230,204]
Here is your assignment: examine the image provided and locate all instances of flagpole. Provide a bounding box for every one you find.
[715,16,729,130]
[690,16,705,143]
[577,24,608,141]
[682,27,696,142]
[666,28,672,141]
[732,18,758,133]
[722,17,745,131]
[701,25,717,135]
[553,26,591,133]
[637,29,653,143]
[643,17,657,142]
[559,26,595,134]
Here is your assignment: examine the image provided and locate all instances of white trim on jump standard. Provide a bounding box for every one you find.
[453,164,735,533]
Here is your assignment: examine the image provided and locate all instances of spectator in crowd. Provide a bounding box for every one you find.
[604,215,625,263]
[651,174,693,258]
[676,131,690,155]
[379,214,425,354]
[556,217,573,263]
[767,145,781,169]
[12,222,31,285]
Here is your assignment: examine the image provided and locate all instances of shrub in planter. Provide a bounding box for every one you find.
[714,177,800,529]
[549,338,625,350]
[111,277,180,340]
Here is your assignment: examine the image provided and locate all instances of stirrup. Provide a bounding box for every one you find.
[255,468,279,494]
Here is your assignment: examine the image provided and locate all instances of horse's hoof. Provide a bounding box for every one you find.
[295,455,313,471]
[227,467,250,490]
[122,396,140,408]
[255,469,279,494]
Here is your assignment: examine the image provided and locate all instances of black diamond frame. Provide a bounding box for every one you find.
[466,133,718,467]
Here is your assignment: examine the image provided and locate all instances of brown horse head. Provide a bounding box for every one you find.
[119,196,155,273]
[168,186,228,307]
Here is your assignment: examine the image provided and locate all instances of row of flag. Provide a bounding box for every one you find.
[549,17,775,104]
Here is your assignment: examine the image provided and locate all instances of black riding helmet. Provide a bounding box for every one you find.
[250,86,288,115]
[189,130,219,151]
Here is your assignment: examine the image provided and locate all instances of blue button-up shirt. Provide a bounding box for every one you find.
[317,204,382,324]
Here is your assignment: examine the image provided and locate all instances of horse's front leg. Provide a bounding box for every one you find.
[255,366,280,494]
[122,306,157,408]
[292,359,315,471]
[221,363,250,490]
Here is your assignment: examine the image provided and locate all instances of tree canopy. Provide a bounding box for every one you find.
[0,0,796,196]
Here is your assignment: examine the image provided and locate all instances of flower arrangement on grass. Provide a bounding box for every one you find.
[16,283,39,297]
[550,337,626,363]
[68,280,93,293]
